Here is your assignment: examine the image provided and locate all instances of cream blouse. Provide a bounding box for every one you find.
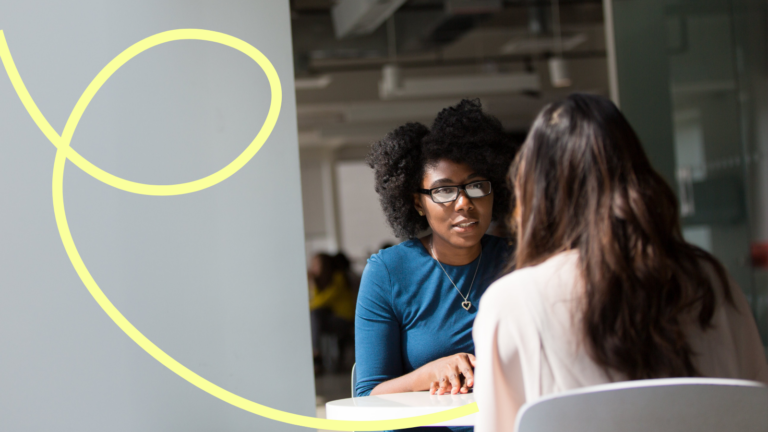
[472,250,768,432]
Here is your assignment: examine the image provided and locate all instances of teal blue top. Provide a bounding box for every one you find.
[354,234,512,432]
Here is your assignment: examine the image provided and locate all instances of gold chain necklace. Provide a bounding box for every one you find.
[430,237,482,311]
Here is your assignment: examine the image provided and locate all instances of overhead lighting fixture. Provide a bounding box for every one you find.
[380,64,402,96]
[295,75,333,91]
[548,57,571,88]
[379,64,540,100]
[549,0,572,88]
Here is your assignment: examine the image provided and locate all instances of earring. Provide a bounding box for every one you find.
[418,210,424,216]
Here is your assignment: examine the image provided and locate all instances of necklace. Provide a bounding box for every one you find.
[430,237,482,311]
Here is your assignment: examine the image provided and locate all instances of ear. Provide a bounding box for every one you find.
[413,193,425,216]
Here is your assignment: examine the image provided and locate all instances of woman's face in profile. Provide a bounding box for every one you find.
[415,159,493,250]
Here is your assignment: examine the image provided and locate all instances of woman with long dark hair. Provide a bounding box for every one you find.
[472,94,768,431]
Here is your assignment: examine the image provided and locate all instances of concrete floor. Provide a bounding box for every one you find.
[315,372,353,432]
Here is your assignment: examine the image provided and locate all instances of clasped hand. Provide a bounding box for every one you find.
[425,353,476,395]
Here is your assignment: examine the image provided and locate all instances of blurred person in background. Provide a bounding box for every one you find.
[472,94,768,432]
[308,252,355,374]
[332,252,361,302]
[356,99,520,432]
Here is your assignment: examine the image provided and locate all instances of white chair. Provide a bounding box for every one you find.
[515,378,768,432]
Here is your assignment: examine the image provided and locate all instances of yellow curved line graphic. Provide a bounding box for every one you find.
[0,29,478,430]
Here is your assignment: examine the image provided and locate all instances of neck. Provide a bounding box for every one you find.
[424,234,482,266]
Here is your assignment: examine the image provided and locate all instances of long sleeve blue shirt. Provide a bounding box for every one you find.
[354,234,512,432]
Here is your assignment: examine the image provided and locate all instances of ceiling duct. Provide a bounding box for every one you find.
[331,0,408,39]
[379,64,540,100]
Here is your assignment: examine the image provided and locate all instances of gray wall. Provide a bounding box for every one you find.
[0,1,315,431]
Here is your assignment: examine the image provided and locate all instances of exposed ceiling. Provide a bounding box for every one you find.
[290,0,609,151]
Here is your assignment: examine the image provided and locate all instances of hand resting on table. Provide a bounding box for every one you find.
[369,353,476,396]
[427,353,476,395]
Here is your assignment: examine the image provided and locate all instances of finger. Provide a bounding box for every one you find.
[438,376,450,395]
[448,366,462,395]
[460,376,469,394]
[430,381,438,395]
[457,355,475,388]
[468,353,477,367]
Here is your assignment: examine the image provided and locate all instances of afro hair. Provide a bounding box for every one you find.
[367,99,520,238]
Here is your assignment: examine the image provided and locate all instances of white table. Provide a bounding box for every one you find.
[325,391,476,427]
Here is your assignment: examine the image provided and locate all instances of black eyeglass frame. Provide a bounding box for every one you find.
[417,180,493,203]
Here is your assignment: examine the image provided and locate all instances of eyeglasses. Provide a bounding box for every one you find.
[418,180,492,203]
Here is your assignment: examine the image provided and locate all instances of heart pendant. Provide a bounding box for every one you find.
[461,301,471,311]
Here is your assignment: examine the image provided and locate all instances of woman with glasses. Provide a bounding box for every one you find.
[472,94,768,432]
[355,100,519,431]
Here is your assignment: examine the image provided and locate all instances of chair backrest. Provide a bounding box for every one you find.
[351,363,357,398]
[515,378,768,432]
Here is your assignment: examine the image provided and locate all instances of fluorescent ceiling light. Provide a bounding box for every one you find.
[295,75,333,90]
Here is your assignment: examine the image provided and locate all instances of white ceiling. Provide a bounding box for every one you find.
[291,0,609,151]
